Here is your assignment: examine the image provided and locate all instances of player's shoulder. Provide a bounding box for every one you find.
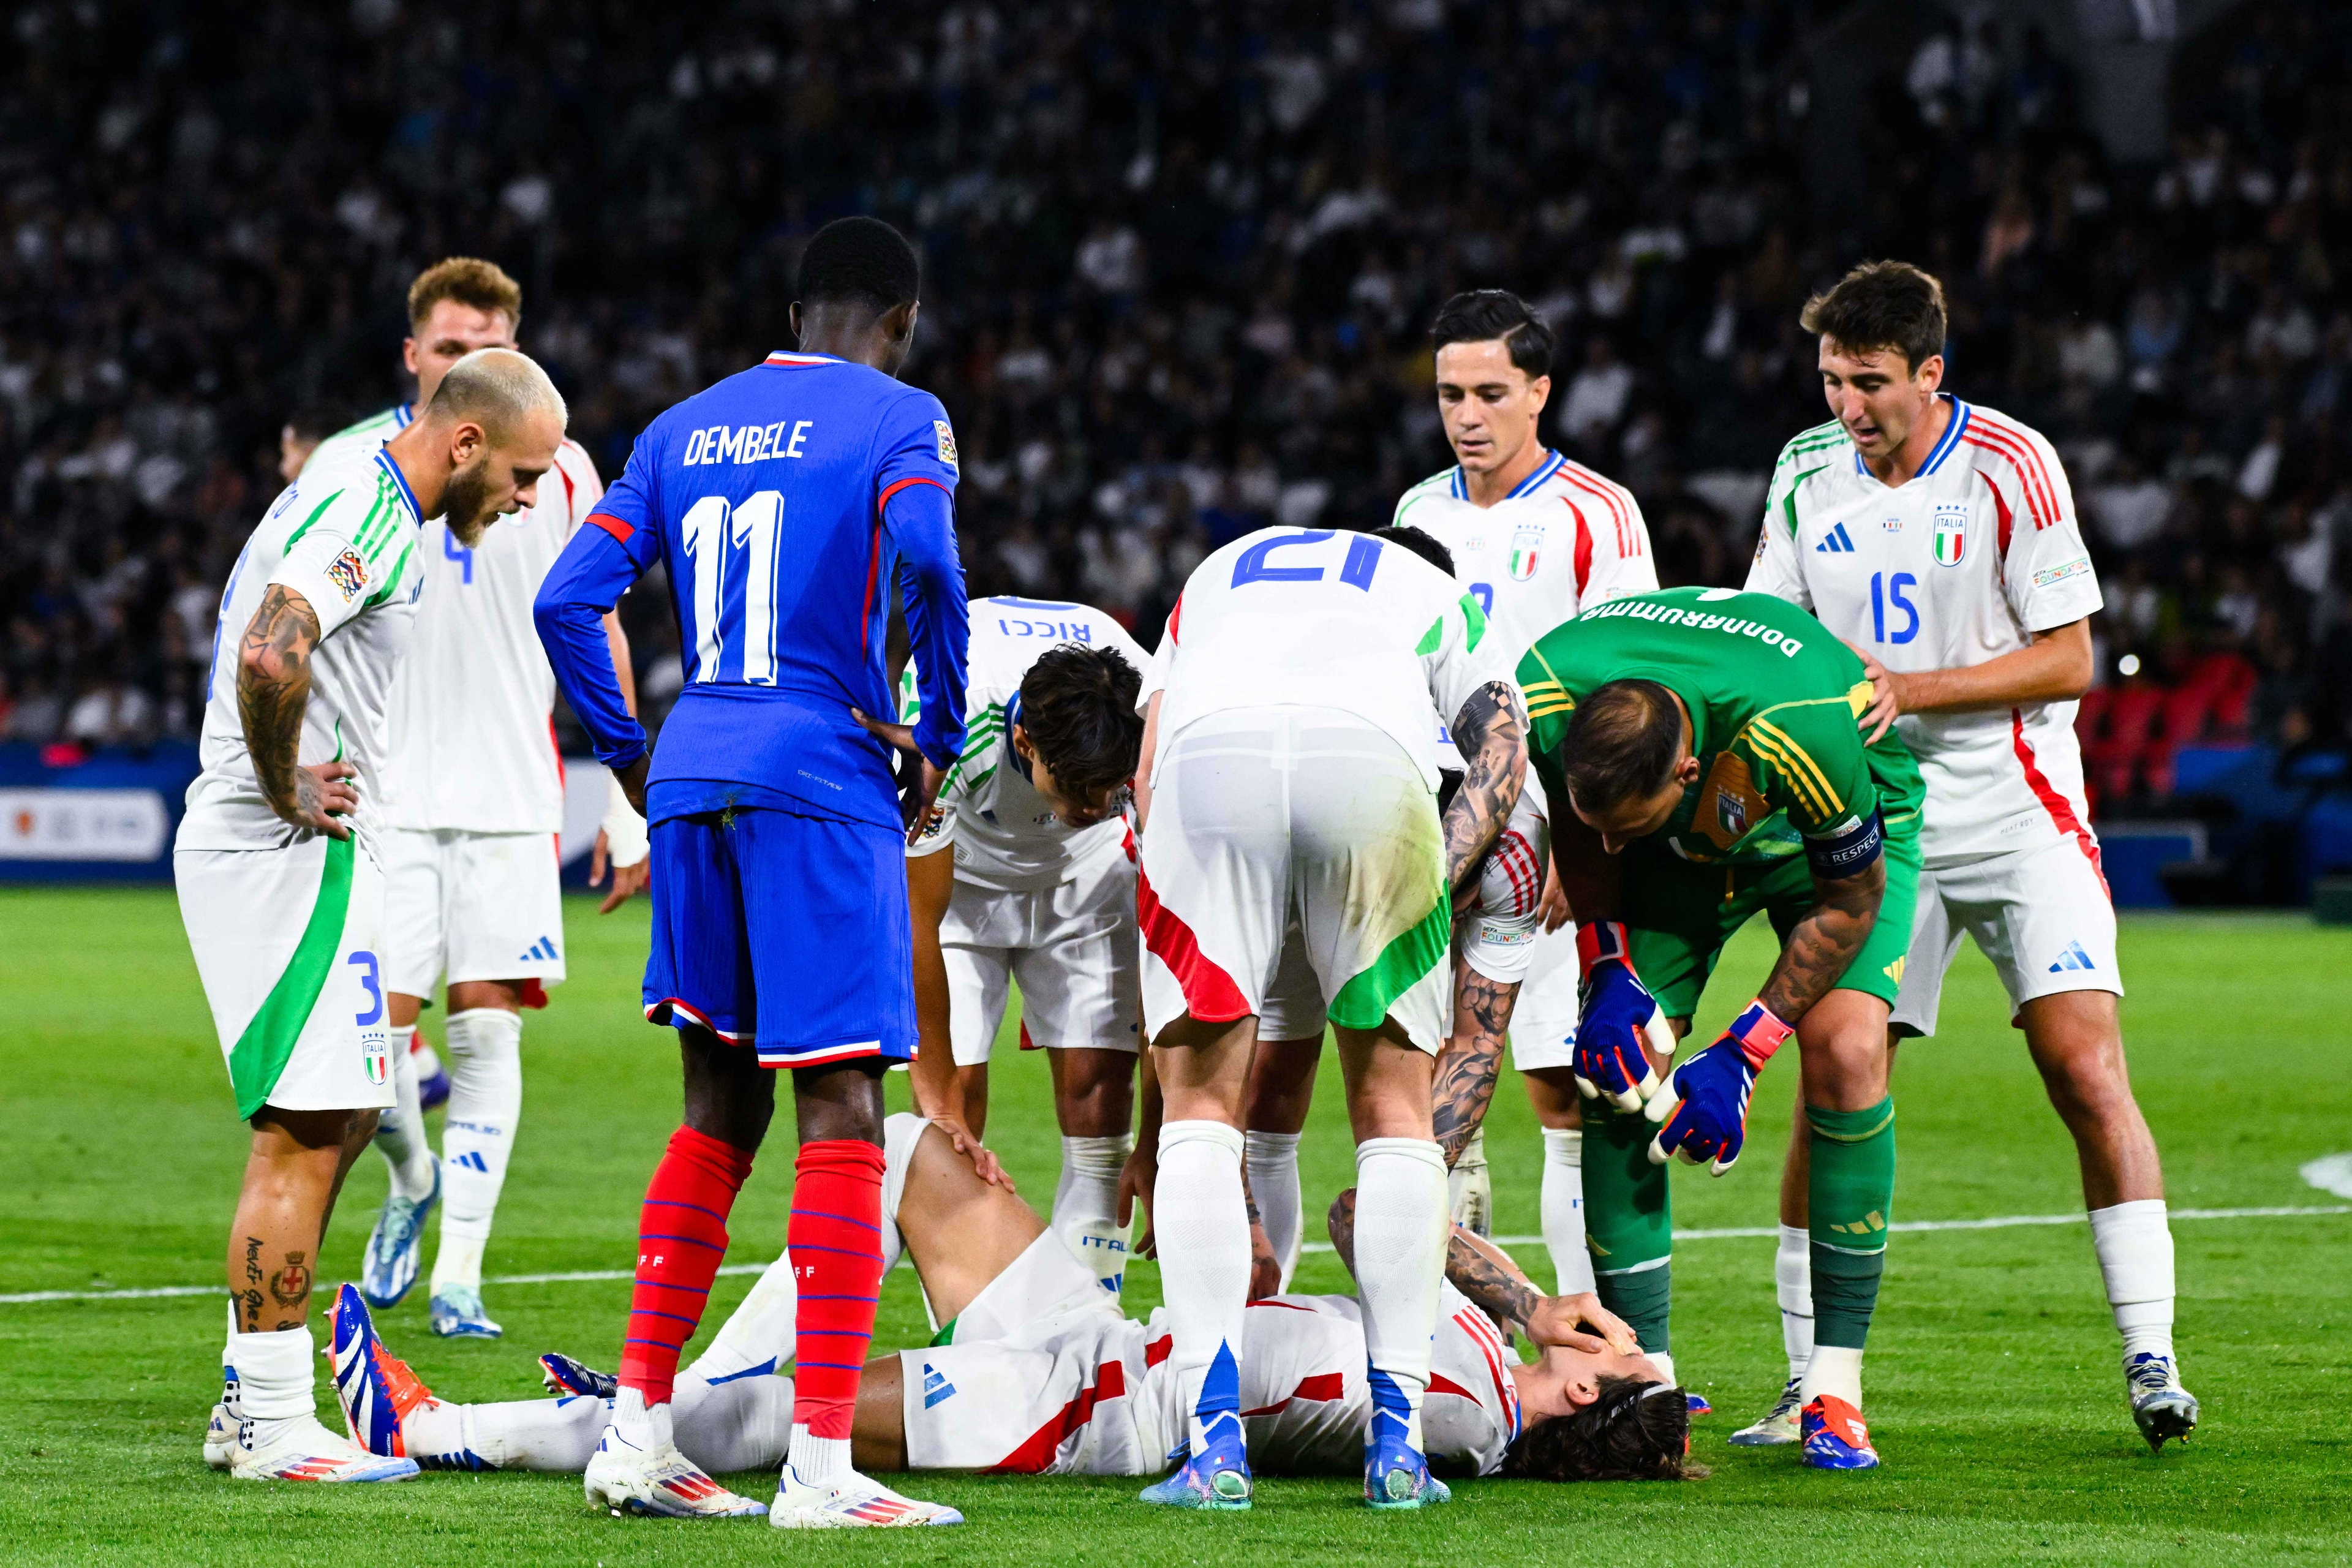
[1772,417,1852,469]
[306,405,406,469]
[1392,467,1462,524]
[1946,399,2067,513]
[554,436,601,487]
[289,443,411,537]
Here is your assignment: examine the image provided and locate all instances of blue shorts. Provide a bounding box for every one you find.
[642,807,914,1068]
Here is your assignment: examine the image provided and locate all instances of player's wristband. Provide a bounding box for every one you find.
[1575,920,1634,979]
[601,774,650,869]
[1723,1001,1794,1071]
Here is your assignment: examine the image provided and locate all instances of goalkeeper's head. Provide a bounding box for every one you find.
[1499,1374,1702,1483]
[1559,678,1700,853]
[1009,643,1145,831]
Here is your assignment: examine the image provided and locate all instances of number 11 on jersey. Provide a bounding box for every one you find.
[682,490,784,685]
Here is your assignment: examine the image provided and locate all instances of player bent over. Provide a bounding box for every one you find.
[329,1115,1698,1487]
[1133,522,1526,1509]
[307,258,643,1339]
[535,219,968,1527]
[1744,260,2195,1450]
[182,350,568,1482]
[896,605,1149,1294]
[1522,587,1924,1469]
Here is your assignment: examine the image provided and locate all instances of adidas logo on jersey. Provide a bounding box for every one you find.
[2048,941,2097,973]
[518,937,559,962]
[1815,522,1858,554]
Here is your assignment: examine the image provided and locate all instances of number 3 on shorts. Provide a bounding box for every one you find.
[350,951,384,1027]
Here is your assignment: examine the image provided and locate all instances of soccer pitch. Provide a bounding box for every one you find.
[2,890,2347,1565]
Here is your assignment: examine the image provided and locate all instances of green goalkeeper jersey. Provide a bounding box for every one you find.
[1517,587,1922,869]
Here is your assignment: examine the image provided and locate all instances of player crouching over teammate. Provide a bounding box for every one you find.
[183,349,569,1483]
[327,1115,1700,1489]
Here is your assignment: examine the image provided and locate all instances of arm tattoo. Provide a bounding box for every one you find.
[236,584,323,827]
[1444,1229,1545,1332]
[1758,859,1885,1022]
[1431,967,1512,1167]
[1440,680,1528,895]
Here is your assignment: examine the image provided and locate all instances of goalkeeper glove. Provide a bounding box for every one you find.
[1644,1000,1793,1175]
[1570,921,1673,1111]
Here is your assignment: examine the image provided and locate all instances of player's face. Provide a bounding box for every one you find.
[1817,338,1943,462]
[1434,341,1550,475]
[405,301,519,407]
[1515,1340,1670,1420]
[278,425,318,484]
[1571,775,1687,853]
[1012,726,1130,829]
[443,409,564,545]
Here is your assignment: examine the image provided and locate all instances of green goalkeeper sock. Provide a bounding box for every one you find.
[1807,1096,1896,1351]
[1582,1101,1673,1355]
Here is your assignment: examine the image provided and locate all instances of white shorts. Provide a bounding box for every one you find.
[1506,919,1583,1071]
[381,826,565,998]
[898,1230,1159,1476]
[176,835,396,1120]
[1138,707,1450,1055]
[941,850,1140,1068]
[1891,837,2122,1038]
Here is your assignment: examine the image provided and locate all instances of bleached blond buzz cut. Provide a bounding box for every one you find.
[407,256,524,331]
[424,347,567,440]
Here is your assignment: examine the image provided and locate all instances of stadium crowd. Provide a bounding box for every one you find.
[0,0,2348,812]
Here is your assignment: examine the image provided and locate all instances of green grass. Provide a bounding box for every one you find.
[1,889,2348,1565]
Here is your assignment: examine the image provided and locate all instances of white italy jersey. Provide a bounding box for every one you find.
[178,443,426,853]
[900,596,1148,892]
[1745,398,2104,863]
[311,407,605,833]
[1393,450,1658,798]
[1143,527,1510,791]
[1139,1284,1521,1476]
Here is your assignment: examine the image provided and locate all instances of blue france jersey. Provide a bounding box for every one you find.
[537,349,969,833]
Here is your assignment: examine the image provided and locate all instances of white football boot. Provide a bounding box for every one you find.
[228,1411,419,1482]
[584,1422,767,1519]
[771,1464,964,1528]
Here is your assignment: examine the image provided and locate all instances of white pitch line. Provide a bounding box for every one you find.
[7,1205,2344,1307]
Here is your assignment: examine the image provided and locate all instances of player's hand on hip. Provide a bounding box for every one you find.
[1526,1291,1643,1357]
[1644,1001,1792,1176]
[611,754,650,820]
[851,707,949,846]
[282,761,358,839]
[1571,922,1670,1110]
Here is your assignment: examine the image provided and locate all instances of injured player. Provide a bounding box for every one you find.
[330,1114,1698,1487]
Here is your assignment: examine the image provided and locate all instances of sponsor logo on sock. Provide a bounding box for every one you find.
[451,1150,490,1174]
[2048,940,2095,973]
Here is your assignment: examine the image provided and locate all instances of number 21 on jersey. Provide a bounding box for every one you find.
[682,491,784,684]
[1229,528,1384,590]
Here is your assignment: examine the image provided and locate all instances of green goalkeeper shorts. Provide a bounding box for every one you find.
[1623,827,1921,1022]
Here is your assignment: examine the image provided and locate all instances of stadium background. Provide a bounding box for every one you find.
[3,0,2351,905]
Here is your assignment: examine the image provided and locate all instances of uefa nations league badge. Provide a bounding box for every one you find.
[1932,502,1969,567]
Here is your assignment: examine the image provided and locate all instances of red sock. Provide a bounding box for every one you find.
[620,1125,755,1406]
[788,1139,888,1440]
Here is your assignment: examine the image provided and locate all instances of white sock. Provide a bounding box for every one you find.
[1243,1129,1303,1291]
[1801,1344,1863,1409]
[675,1373,798,1474]
[1776,1222,1815,1382]
[1053,1133,1134,1291]
[1155,1120,1251,1455]
[422,1389,597,1471]
[786,1425,851,1487]
[2089,1199,2177,1367]
[432,1008,523,1294]
[229,1325,316,1436]
[682,1250,797,1383]
[1540,1128,1597,1295]
[372,1026,438,1202]
[1353,1137,1450,1454]
[610,1383,655,1446]
[218,1298,239,1412]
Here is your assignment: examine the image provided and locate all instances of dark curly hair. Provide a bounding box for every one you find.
[1016,643,1144,802]
[1496,1376,1702,1482]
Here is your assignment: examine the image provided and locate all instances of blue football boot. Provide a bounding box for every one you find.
[429,1284,502,1340]
[540,1351,619,1400]
[1139,1414,1252,1510]
[359,1165,438,1309]
[1363,1419,1451,1509]
[2126,1353,2198,1452]
[1800,1394,1880,1470]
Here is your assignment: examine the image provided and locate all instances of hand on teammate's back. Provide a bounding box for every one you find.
[1843,639,1904,743]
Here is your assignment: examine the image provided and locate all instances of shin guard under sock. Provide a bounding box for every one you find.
[785,1140,888,1450]
[1583,1100,1673,1355]
[620,1126,754,1406]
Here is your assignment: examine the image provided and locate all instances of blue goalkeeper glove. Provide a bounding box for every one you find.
[1570,921,1672,1112]
[1644,1001,1794,1175]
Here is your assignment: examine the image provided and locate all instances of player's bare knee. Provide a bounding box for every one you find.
[792,1060,888,1144]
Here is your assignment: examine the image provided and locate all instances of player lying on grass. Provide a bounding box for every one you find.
[329,1115,1698,1488]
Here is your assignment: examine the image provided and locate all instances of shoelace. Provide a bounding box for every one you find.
[2127,1357,2176,1395]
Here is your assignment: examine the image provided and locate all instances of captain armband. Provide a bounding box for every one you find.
[1804,807,1883,880]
